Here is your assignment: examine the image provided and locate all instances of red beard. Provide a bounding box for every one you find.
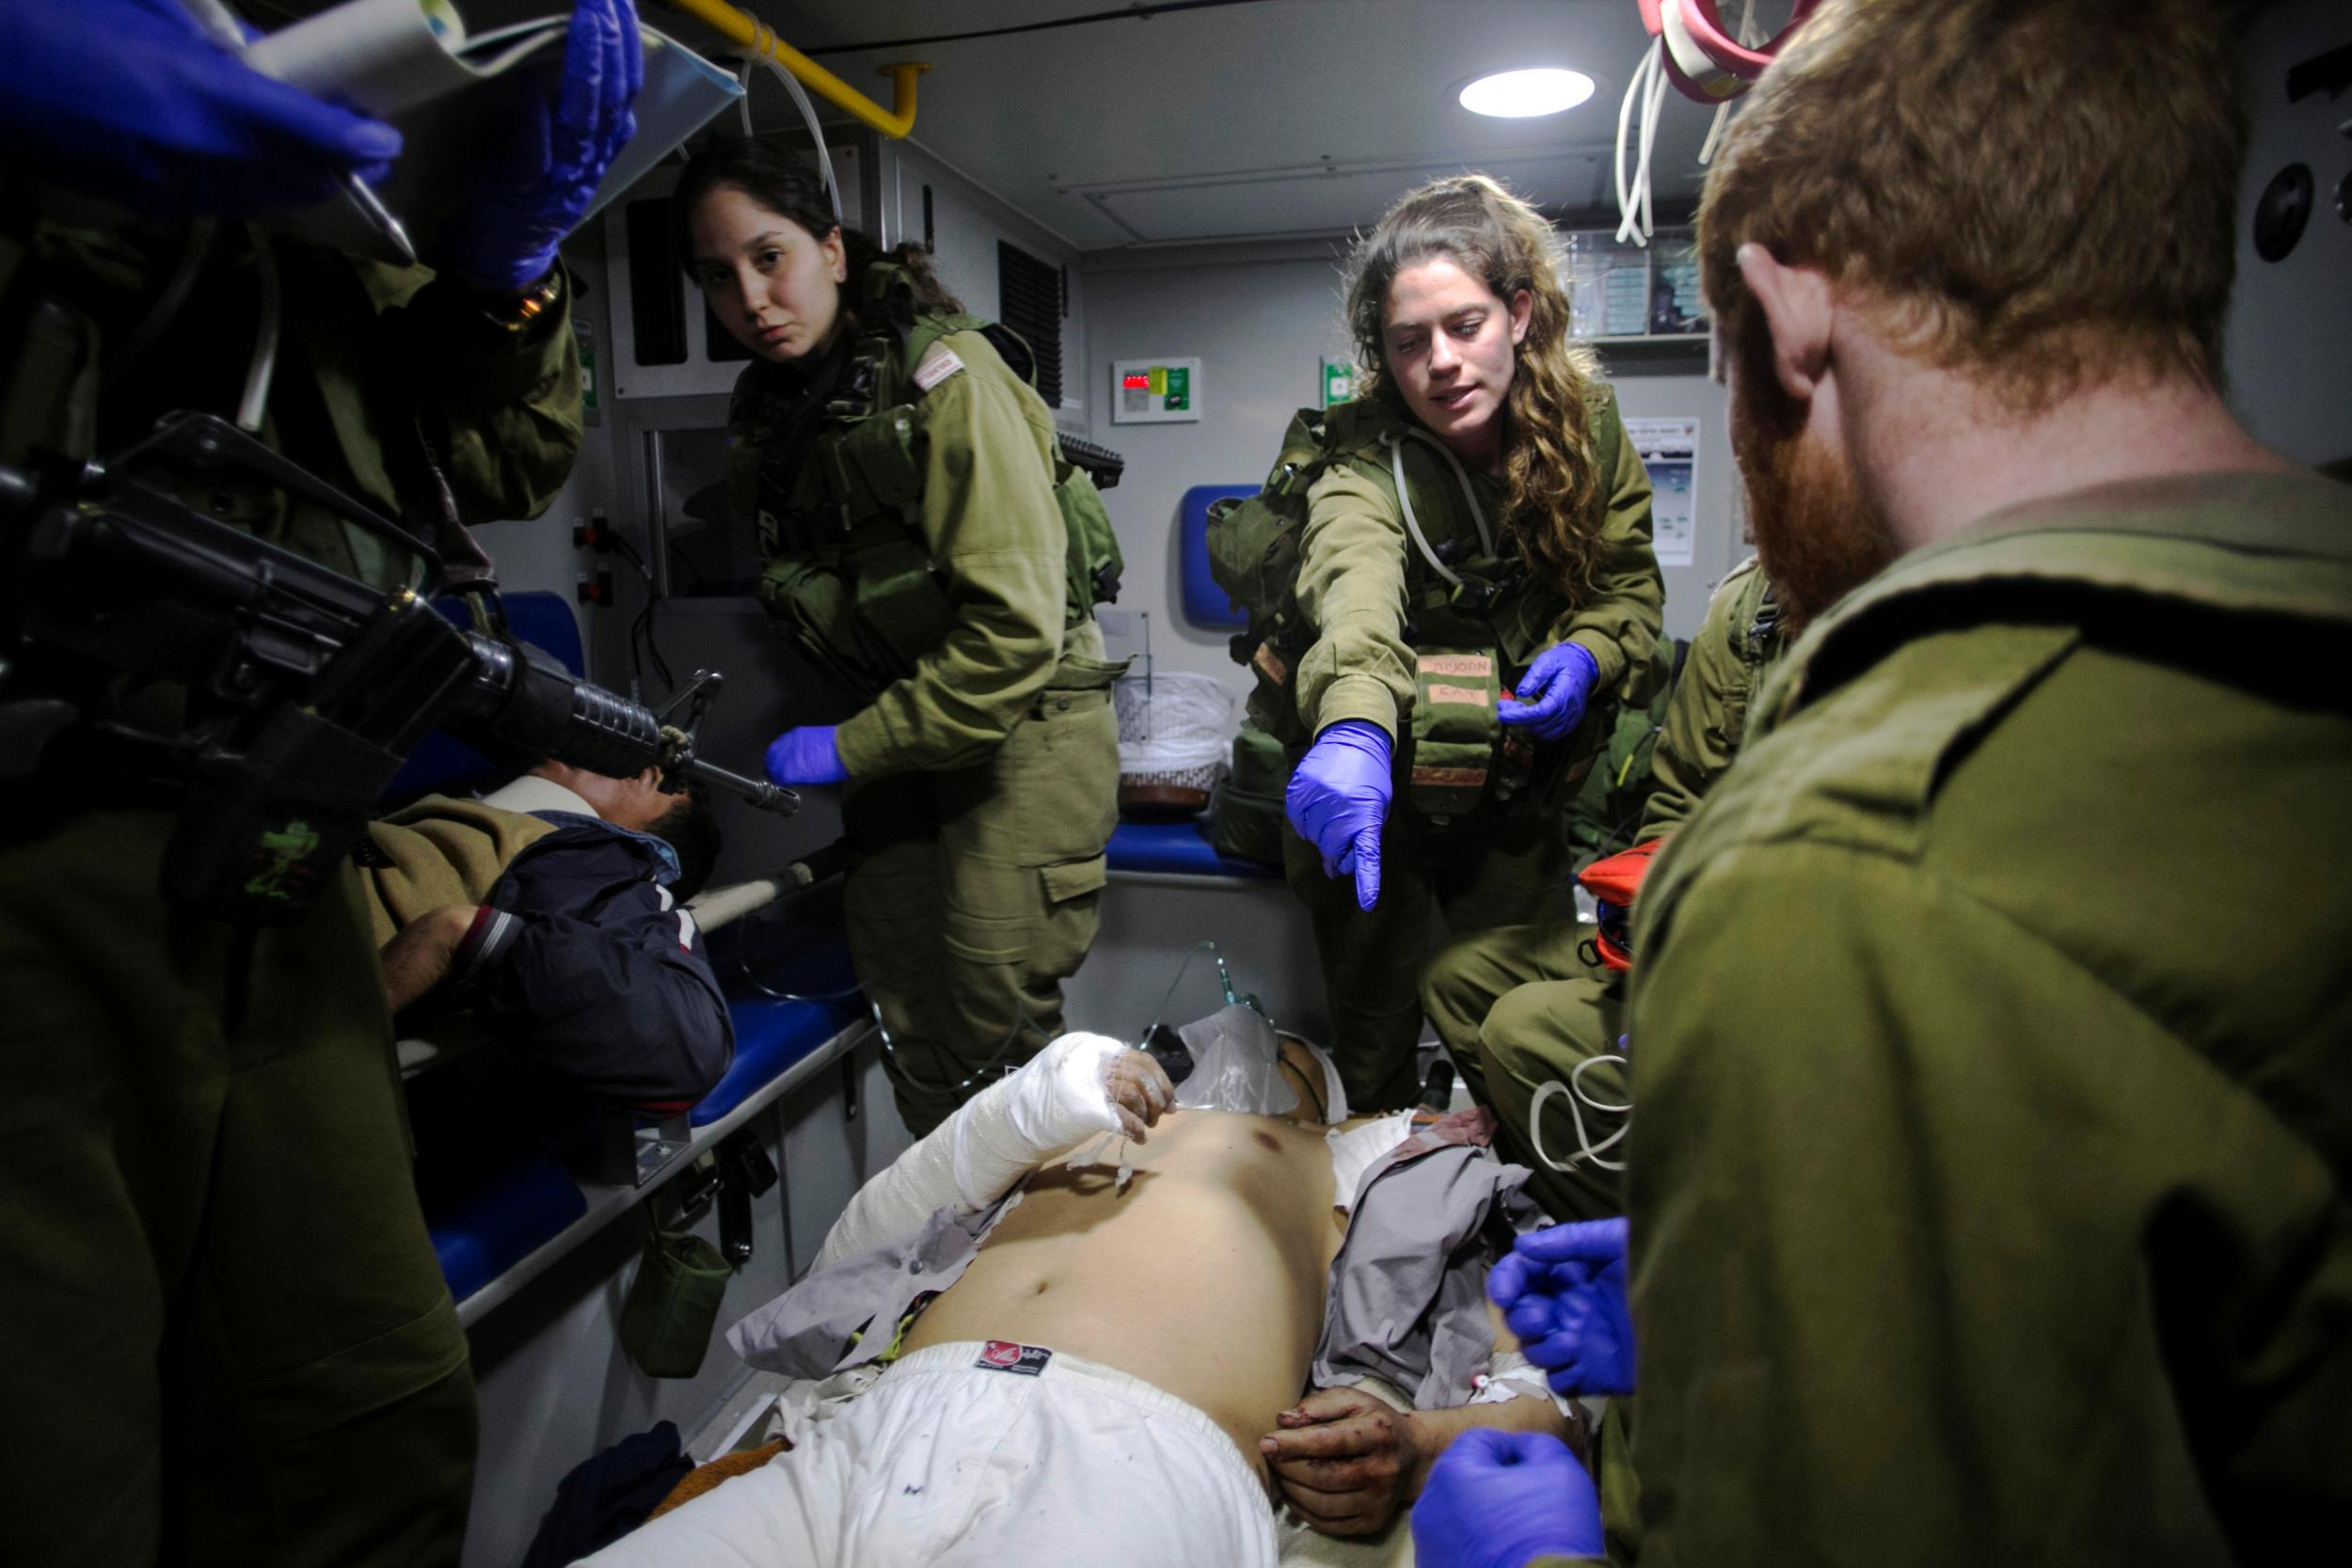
[1729,346,1899,635]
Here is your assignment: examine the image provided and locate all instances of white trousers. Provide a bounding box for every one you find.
[577,1340,1279,1568]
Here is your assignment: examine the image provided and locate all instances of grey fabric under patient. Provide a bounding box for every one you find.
[727,1193,1018,1379]
[1311,1108,1544,1410]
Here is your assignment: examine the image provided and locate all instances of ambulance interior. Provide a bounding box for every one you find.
[353,4,2348,1562]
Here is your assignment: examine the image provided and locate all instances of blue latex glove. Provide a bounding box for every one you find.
[1489,1217,1636,1397]
[437,0,643,293]
[0,0,400,218]
[1284,720,1392,911]
[764,725,850,786]
[1410,1429,1603,1568]
[1498,641,1601,743]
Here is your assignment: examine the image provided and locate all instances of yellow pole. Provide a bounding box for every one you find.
[664,0,929,138]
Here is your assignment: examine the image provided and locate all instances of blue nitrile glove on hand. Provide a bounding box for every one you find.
[1488,1217,1636,1398]
[1410,1429,1603,1568]
[437,0,643,293]
[765,725,850,787]
[1285,720,1392,912]
[0,0,401,218]
[1498,641,1601,743]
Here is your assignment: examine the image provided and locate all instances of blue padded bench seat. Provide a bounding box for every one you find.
[408,1045,598,1305]
[411,926,864,1303]
[408,929,862,1302]
[699,928,866,1126]
[1106,816,1280,880]
[422,1152,587,1306]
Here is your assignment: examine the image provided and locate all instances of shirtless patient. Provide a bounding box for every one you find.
[579,1031,1569,1567]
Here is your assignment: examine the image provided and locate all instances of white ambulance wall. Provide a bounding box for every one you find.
[1608,358,1746,634]
[871,138,1091,436]
[1079,244,1743,706]
[2227,1,2352,467]
[1080,248,1350,695]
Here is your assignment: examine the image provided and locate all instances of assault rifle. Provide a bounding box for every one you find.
[0,411,793,923]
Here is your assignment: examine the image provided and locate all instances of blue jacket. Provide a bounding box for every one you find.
[458,813,734,1107]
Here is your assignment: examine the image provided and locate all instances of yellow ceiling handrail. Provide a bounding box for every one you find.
[665,0,928,139]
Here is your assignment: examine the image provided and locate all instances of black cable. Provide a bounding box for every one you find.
[607,530,676,692]
[631,599,675,691]
[630,607,674,693]
[800,0,1294,57]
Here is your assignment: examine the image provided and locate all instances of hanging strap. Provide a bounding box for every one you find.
[1385,426,1495,590]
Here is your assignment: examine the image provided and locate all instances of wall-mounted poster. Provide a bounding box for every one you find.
[1625,416,1700,567]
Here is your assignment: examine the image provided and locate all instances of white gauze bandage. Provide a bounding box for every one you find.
[813,1032,1131,1271]
[1324,1111,1415,1214]
[1471,1346,1578,1420]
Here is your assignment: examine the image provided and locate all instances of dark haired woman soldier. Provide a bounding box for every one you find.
[676,138,1126,1135]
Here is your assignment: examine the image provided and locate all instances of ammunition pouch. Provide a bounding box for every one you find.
[1208,721,1291,866]
[1408,649,1502,819]
[1207,423,1329,746]
[1055,458,1123,621]
[819,402,924,533]
[1209,486,1313,745]
[756,526,951,703]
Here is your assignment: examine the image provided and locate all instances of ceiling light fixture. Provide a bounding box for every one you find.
[1458,67,1597,119]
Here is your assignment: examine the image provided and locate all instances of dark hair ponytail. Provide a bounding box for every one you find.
[673,136,962,315]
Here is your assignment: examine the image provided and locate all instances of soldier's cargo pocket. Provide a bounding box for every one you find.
[1039,854,1107,908]
[942,850,1038,965]
[1031,853,1108,981]
[1008,692,1120,864]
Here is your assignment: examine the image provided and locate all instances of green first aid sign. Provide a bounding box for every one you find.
[1323,359,1359,408]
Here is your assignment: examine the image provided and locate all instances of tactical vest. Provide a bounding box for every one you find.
[1713,555,1789,764]
[732,263,1122,702]
[1729,558,1785,669]
[1208,392,1627,818]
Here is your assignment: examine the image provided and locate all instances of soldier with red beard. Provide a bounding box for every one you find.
[1410,2,2352,1565]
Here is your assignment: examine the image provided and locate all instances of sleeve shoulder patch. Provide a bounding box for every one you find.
[914,346,967,392]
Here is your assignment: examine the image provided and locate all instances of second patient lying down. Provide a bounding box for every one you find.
[580,1011,1575,1567]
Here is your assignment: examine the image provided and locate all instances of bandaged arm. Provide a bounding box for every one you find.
[1472,1346,1580,1419]
[813,1032,1172,1271]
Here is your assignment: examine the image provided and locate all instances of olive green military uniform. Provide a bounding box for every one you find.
[1284,390,1662,1111]
[1621,474,2352,1565]
[1421,558,1788,1221]
[1626,555,1783,843]
[0,219,581,1567]
[357,795,564,944]
[733,270,1124,1135]
[1561,639,1676,873]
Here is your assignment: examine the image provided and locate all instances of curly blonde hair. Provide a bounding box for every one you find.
[1344,175,1608,597]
